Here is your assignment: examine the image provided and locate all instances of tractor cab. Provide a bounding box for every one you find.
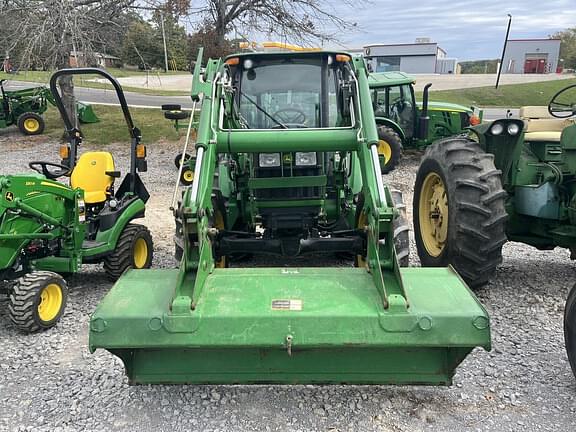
[367,72,481,173]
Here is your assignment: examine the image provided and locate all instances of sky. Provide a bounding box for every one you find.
[326,0,576,61]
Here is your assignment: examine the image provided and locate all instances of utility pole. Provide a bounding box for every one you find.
[160,11,169,73]
[495,14,512,89]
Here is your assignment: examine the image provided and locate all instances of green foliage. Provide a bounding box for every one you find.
[459,60,499,74]
[551,28,576,69]
[121,15,190,70]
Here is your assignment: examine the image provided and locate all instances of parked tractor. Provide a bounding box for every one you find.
[0,68,152,333]
[0,79,98,136]
[368,72,482,173]
[413,84,576,288]
[90,49,490,385]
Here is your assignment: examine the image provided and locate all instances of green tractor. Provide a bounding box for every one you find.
[89,49,490,385]
[0,68,152,333]
[412,84,576,377]
[0,79,98,136]
[368,72,482,173]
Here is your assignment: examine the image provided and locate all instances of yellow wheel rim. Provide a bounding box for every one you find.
[356,210,368,268]
[183,170,194,182]
[419,172,448,257]
[133,238,149,268]
[37,283,63,322]
[24,118,40,133]
[378,140,392,163]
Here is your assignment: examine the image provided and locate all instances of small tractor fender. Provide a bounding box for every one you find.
[92,198,146,254]
[374,117,406,144]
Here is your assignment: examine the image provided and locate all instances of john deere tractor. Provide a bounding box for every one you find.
[0,68,152,333]
[89,49,490,385]
[0,79,98,135]
[413,84,576,287]
[368,72,482,173]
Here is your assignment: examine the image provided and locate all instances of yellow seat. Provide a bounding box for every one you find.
[70,152,116,204]
[520,106,575,142]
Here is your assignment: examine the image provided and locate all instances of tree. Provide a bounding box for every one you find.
[0,1,137,128]
[551,28,576,70]
[188,23,234,61]
[161,0,359,50]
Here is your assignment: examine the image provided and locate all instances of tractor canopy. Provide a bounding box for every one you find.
[89,50,490,385]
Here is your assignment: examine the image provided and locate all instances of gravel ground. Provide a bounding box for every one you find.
[0,129,575,432]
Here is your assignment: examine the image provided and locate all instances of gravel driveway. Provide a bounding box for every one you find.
[0,130,575,432]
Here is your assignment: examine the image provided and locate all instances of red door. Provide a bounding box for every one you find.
[524,58,547,74]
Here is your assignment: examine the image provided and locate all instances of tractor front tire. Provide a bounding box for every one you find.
[8,271,68,333]
[377,126,402,174]
[17,112,45,136]
[413,137,507,288]
[391,189,410,267]
[104,224,154,280]
[565,283,576,379]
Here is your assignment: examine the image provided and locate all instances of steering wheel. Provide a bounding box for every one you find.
[548,84,576,118]
[273,107,308,126]
[29,161,71,180]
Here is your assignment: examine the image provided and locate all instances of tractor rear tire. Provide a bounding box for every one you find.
[17,112,45,136]
[565,283,576,379]
[103,224,154,280]
[413,137,507,288]
[8,271,68,333]
[377,126,402,174]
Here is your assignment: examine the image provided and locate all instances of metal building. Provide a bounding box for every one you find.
[502,39,561,74]
[363,40,458,74]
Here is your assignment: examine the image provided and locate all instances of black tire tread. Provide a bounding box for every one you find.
[17,112,45,136]
[564,283,576,379]
[414,137,507,288]
[103,224,153,280]
[8,271,68,333]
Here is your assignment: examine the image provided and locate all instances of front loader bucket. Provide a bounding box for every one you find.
[77,102,99,124]
[89,267,490,385]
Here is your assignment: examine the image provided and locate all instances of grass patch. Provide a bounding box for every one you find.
[418,78,576,107]
[0,68,190,96]
[43,105,180,145]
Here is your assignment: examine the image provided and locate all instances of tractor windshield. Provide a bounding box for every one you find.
[234,55,351,129]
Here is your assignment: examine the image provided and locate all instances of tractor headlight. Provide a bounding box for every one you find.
[295,152,317,166]
[258,153,281,167]
[507,123,520,135]
[490,123,505,135]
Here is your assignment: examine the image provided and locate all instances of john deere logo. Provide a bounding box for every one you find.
[5,191,14,202]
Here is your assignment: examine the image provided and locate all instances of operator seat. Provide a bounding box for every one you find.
[520,106,575,142]
[70,152,116,204]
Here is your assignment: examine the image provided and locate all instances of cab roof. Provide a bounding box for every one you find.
[368,72,415,88]
[225,50,353,61]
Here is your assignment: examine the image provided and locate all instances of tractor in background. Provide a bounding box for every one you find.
[412,83,576,377]
[0,68,152,333]
[89,49,490,385]
[0,79,98,136]
[368,72,482,173]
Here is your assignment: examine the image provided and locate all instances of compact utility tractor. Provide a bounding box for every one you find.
[368,72,482,173]
[413,84,576,288]
[0,68,152,333]
[0,79,98,136]
[89,49,490,385]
